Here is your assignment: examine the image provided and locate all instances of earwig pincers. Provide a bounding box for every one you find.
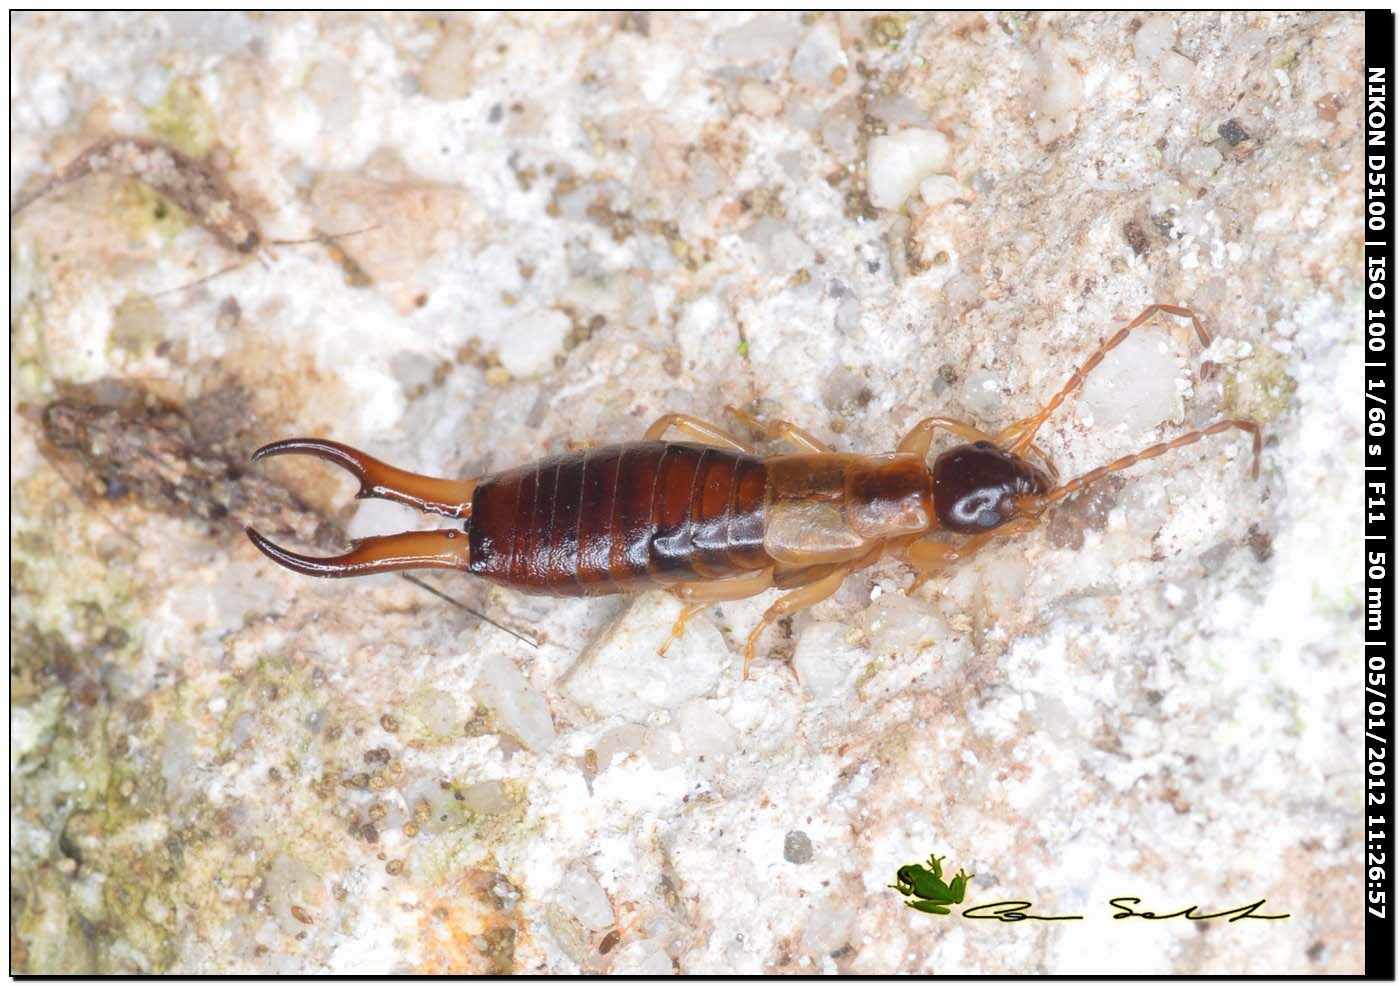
[246,304,1263,678]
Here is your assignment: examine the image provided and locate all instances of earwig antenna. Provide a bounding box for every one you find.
[1019,417,1263,517]
[999,304,1216,459]
[266,224,382,248]
[146,225,382,299]
[148,260,250,298]
[398,573,540,649]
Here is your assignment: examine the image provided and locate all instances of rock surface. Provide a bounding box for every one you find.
[10,11,1363,974]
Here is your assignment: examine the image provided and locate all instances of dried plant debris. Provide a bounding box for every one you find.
[36,379,535,644]
[317,230,375,288]
[39,380,336,549]
[13,136,263,253]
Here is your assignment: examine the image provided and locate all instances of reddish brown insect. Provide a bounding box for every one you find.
[247,304,1262,677]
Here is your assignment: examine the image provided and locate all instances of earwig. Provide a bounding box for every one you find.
[246,304,1263,678]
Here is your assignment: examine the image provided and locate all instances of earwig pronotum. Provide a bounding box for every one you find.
[246,304,1262,677]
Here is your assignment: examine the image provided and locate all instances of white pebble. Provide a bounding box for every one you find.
[743,217,815,275]
[867,93,929,128]
[496,309,570,378]
[472,652,557,753]
[1158,49,1196,87]
[835,295,861,334]
[610,940,674,975]
[977,552,1028,610]
[866,129,950,210]
[308,59,360,132]
[792,621,865,701]
[31,72,71,129]
[862,594,946,655]
[1031,41,1083,144]
[133,65,173,107]
[1133,16,1176,64]
[460,780,510,814]
[1180,145,1222,177]
[687,153,726,200]
[802,899,856,958]
[962,369,1005,418]
[819,106,860,158]
[643,725,685,769]
[1150,179,1188,218]
[676,699,739,758]
[1077,327,1181,434]
[918,174,961,207]
[420,33,475,101]
[714,13,802,62]
[12,691,63,773]
[944,272,980,307]
[1034,43,1082,117]
[593,723,647,769]
[738,81,783,118]
[562,592,725,719]
[556,863,613,930]
[790,21,846,88]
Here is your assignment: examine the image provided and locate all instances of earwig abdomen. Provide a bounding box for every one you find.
[468,442,771,596]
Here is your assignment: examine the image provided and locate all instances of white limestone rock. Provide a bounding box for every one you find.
[563,592,727,720]
[1077,326,1182,435]
[555,863,613,930]
[791,621,865,701]
[472,652,557,753]
[866,129,950,211]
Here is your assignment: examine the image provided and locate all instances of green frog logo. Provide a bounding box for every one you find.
[888,854,974,915]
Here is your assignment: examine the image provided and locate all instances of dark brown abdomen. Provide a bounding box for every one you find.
[467,442,770,595]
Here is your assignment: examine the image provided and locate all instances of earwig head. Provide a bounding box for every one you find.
[931,441,1055,534]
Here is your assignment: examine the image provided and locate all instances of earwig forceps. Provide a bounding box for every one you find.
[245,438,477,578]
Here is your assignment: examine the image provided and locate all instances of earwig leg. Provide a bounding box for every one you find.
[902,521,1041,591]
[246,527,471,578]
[998,304,1215,459]
[660,568,775,656]
[724,405,833,453]
[743,566,850,679]
[643,414,754,453]
[1024,417,1263,513]
[671,568,775,602]
[898,415,1057,480]
[253,438,476,518]
[898,416,993,456]
[659,603,711,657]
[900,540,966,593]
